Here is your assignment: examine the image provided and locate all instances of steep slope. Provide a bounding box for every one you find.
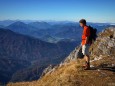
[0,28,63,62]
[8,27,115,86]
[0,57,30,84]
[0,28,77,84]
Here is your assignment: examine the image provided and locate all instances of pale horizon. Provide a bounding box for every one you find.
[0,0,115,23]
[0,19,115,24]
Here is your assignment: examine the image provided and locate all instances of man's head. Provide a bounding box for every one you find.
[79,19,86,27]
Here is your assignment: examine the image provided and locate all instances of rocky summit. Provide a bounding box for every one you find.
[7,27,115,86]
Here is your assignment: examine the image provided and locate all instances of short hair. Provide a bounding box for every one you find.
[79,19,86,25]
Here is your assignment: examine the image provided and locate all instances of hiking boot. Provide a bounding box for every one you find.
[82,62,90,70]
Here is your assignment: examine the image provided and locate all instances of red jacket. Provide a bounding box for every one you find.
[82,25,91,45]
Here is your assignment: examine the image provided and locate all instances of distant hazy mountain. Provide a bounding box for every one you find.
[0,28,78,83]
[5,21,81,43]
[0,25,4,28]
[28,22,51,29]
[4,21,114,43]
[0,20,17,26]
[41,34,58,43]
[6,21,38,33]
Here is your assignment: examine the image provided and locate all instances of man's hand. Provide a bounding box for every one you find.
[80,42,82,46]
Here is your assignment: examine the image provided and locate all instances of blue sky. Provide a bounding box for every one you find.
[0,0,115,23]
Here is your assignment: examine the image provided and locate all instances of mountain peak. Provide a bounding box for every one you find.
[28,21,51,29]
[6,21,30,31]
[29,21,49,24]
[10,21,27,26]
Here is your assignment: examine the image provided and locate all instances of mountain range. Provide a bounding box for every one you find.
[2,21,113,43]
[0,28,78,84]
[7,27,115,86]
[0,20,115,85]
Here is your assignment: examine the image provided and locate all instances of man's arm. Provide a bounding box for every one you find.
[84,27,90,44]
[85,36,89,44]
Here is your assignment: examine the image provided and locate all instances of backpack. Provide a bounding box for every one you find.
[88,26,97,44]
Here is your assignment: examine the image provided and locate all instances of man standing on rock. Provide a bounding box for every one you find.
[79,19,91,70]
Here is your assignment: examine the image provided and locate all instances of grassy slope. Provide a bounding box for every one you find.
[7,58,115,86]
